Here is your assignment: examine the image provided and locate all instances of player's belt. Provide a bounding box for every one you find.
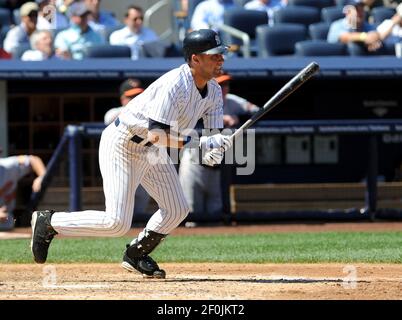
[114,117,153,147]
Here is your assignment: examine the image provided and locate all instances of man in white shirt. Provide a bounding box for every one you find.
[109,5,159,60]
[190,0,236,31]
[244,0,287,25]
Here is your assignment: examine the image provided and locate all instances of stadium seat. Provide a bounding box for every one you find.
[321,6,345,23]
[139,40,179,58]
[83,44,131,58]
[321,7,345,23]
[335,0,348,7]
[295,40,347,56]
[233,0,250,6]
[0,8,11,27]
[309,22,331,40]
[256,23,307,56]
[371,6,396,24]
[13,8,20,25]
[287,0,335,10]
[0,25,10,48]
[220,8,268,57]
[273,6,321,27]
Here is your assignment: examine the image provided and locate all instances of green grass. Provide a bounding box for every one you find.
[1,232,401,264]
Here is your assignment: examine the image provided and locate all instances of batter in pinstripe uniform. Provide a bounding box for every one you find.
[30,29,232,278]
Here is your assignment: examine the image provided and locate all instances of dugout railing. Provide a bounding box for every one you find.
[28,119,402,222]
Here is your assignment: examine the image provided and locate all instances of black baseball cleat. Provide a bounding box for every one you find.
[30,210,58,264]
[121,250,166,279]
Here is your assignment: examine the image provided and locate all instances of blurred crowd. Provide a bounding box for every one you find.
[0,0,401,60]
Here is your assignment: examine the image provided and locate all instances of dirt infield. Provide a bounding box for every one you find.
[1,263,401,300]
[1,222,402,300]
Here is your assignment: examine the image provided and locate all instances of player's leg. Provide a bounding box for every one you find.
[122,147,189,278]
[48,125,145,236]
[31,124,144,263]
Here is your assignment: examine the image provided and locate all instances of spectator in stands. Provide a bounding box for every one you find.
[109,5,159,60]
[36,0,69,30]
[376,3,402,48]
[179,73,259,226]
[0,148,47,231]
[103,78,150,217]
[190,0,236,31]
[54,1,103,60]
[327,0,383,54]
[21,29,64,60]
[244,0,287,25]
[3,1,38,57]
[104,78,144,126]
[84,0,119,39]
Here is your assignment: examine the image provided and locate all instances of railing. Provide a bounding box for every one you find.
[28,119,402,222]
[144,0,174,41]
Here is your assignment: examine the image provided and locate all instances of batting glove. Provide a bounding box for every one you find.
[199,134,232,151]
[202,148,224,167]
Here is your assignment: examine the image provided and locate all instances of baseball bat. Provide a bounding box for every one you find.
[230,61,320,141]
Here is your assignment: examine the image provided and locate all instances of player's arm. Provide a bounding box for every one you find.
[18,155,47,193]
[147,119,190,149]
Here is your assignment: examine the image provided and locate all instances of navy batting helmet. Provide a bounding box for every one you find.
[183,29,229,62]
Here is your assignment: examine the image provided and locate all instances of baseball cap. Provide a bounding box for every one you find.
[215,74,232,84]
[20,2,39,17]
[67,1,91,17]
[119,79,143,97]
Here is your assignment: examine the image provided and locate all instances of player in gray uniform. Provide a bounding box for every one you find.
[0,149,47,231]
[30,29,232,278]
[179,73,259,223]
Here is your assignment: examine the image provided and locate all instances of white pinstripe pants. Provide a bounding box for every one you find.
[51,121,189,237]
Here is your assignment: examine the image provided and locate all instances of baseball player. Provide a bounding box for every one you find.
[0,148,47,231]
[30,29,232,278]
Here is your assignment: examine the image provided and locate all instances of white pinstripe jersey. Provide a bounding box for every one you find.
[119,64,224,136]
